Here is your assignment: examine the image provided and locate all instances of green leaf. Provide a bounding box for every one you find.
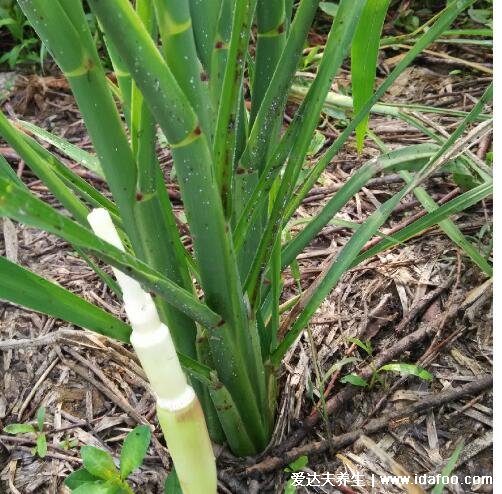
[467,8,492,27]
[431,441,464,494]
[65,468,101,490]
[81,446,119,481]
[340,374,368,387]
[284,480,297,494]
[36,406,45,432]
[378,363,433,381]
[17,119,104,177]
[351,0,391,152]
[164,469,183,494]
[322,357,359,384]
[36,433,48,458]
[3,423,36,434]
[354,182,493,267]
[72,480,125,494]
[286,455,308,472]
[0,255,131,343]
[306,131,326,157]
[319,2,338,17]
[0,180,222,331]
[347,337,372,356]
[119,425,151,479]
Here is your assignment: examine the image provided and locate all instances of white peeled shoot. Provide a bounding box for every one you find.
[87,208,216,494]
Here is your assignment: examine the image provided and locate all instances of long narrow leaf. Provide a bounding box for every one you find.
[0,255,131,342]
[353,182,493,265]
[285,0,476,220]
[351,0,391,152]
[0,178,223,330]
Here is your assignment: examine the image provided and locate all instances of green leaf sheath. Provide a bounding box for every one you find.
[251,0,286,125]
[131,0,201,359]
[18,0,204,359]
[102,33,133,125]
[189,0,222,73]
[351,0,391,152]
[17,0,138,236]
[153,0,212,139]
[213,0,256,213]
[209,0,232,107]
[240,0,320,175]
[83,0,270,451]
[0,255,131,342]
[243,0,367,303]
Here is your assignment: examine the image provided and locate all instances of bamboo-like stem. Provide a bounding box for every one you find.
[251,0,286,125]
[238,0,319,175]
[153,0,212,140]
[188,0,222,74]
[244,0,367,304]
[131,0,201,360]
[18,0,202,361]
[88,0,270,451]
[213,0,256,210]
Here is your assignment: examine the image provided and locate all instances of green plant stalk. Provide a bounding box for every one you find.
[88,207,217,494]
[22,0,202,361]
[206,374,257,455]
[101,30,133,125]
[157,402,217,494]
[194,334,226,444]
[251,0,286,125]
[209,0,232,107]
[88,0,270,451]
[239,0,319,175]
[236,0,286,283]
[289,84,490,120]
[188,0,222,73]
[129,0,202,359]
[231,1,320,283]
[243,0,367,304]
[213,0,256,212]
[153,0,212,140]
[56,0,196,356]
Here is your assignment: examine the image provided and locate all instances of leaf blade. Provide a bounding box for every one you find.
[119,425,151,479]
[351,0,391,152]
